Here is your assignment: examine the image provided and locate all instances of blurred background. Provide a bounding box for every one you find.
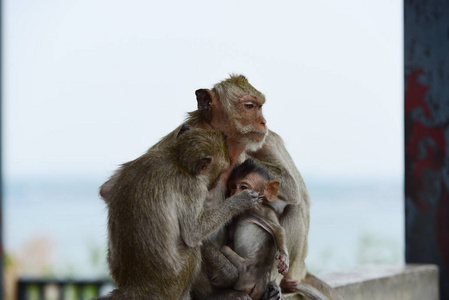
[2,0,403,298]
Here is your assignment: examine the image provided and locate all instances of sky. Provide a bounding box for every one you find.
[3,0,403,181]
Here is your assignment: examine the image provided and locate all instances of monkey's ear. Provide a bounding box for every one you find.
[177,124,191,137]
[264,181,280,202]
[194,156,212,175]
[195,89,214,122]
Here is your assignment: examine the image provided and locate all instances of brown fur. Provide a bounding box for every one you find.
[192,75,341,299]
[99,74,342,299]
[220,159,288,300]
[97,128,259,300]
[222,158,332,300]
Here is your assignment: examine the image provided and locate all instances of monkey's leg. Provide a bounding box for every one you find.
[275,204,308,291]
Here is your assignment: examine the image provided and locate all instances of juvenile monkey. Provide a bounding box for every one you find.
[223,159,331,300]
[97,127,259,300]
[222,158,289,300]
[191,159,286,300]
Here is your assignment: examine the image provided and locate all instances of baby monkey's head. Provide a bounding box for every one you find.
[228,159,279,202]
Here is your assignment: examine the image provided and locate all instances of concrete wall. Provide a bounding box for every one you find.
[284,265,438,300]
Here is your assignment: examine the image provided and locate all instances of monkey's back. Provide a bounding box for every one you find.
[233,206,278,264]
[106,149,202,295]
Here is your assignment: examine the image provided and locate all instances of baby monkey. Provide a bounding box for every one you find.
[222,159,289,300]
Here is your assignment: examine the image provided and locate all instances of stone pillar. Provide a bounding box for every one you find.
[404,0,449,299]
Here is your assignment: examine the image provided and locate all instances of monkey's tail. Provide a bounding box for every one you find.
[294,283,330,300]
[302,273,344,300]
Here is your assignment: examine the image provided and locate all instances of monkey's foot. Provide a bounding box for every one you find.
[261,282,283,300]
[275,252,289,275]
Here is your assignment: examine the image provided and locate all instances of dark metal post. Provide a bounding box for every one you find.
[404,0,449,299]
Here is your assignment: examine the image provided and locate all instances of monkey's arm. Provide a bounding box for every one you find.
[249,130,308,206]
[180,190,259,248]
[261,209,288,259]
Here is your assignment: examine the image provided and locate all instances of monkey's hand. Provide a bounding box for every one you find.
[279,278,299,293]
[275,251,289,275]
[227,189,260,210]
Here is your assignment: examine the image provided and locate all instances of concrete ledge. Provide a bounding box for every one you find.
[284,264,439,300]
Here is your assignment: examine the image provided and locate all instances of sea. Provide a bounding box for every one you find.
[3,175,404,278]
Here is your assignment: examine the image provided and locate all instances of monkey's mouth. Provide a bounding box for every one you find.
[249,131,267,136]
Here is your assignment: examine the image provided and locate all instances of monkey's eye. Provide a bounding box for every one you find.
[237,183,249,190]
[243,101,257,109]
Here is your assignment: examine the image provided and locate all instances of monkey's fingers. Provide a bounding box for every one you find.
[277,261,284,271]
[275,253,285,262]
[281,266,288,275]
[277,262,288,275]
[250,191,260,198]
[249,191,261,205]
[279,278,300,292]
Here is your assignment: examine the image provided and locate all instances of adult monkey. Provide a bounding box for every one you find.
[188,75,341,300]
[98,128,260,300]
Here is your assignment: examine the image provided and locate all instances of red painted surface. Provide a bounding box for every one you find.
[405,70,431,116]
[405,69,446,210]
[405,68,449,273]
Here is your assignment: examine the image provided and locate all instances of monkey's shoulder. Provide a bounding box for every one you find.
[122,150,172,172]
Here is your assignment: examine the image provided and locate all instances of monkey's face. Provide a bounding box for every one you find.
[234,95,267,151]
[235,95,266,130]
[215,94,267,152]
[228,173,267,196]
